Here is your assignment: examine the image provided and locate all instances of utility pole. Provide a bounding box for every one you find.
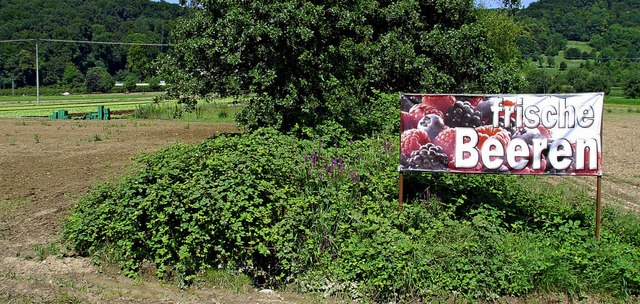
[35,39,40,105]
[11,75,15,96]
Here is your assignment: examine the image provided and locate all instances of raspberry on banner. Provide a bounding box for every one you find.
[409,103,444,120]
[422,95,455,113]
[476,126,510,151]
[433,127,457,158]
[401,111,418,130]
[401,129,431,156]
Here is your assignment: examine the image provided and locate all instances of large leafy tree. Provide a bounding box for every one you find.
[163,0,524,136]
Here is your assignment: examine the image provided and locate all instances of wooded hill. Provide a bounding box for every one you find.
[517,0,640,60]
[0,0,186,88]
[1,0,639,94]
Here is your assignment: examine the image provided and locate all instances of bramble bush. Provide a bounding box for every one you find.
[64,127,640,301]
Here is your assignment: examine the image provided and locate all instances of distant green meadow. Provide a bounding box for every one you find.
[0,92,244,120]
[0,90,635,120]
[0,92,162,118]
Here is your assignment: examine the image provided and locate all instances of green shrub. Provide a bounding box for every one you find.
[64,128,640,301]
[624,72,640,98]
[123,74,138,92]
[147,76,162,91]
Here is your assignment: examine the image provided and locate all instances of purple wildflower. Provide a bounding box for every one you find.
[349,171,360,183]
[384,141,392,151]
[326,164,334,173]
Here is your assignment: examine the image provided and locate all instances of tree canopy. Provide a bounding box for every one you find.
[0,0,186,88]
[163,0,525,136]
[518,0,640,60]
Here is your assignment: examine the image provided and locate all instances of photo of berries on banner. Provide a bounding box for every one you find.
[399,93,603,176]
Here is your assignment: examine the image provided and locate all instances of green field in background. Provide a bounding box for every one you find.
[0,92,245,118]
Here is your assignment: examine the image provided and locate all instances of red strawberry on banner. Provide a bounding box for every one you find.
[468,96,485,107]
[537,125,552,139]
[501,99,517,119]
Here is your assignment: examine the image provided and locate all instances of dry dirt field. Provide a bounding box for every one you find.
[0,118,313,303]
[0,111,639,303]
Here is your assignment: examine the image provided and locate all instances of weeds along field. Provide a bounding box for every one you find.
[0,98,640,303]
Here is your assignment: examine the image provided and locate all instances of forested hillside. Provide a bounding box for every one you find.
[0,0,185,89]
[514,0,640,97]
[2,0,639,97]
[517,0,640,60]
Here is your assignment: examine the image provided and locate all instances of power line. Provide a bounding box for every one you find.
[0,38,169,103]
[0,39,34,43]
[41,38,168,46]
[0,38,168,46]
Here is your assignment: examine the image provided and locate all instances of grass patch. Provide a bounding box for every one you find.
[603,87,640,110]
[0,199,25,238]
[0,199,25,218]
[133,101,243,123]
[32,242,62,261]
[197,269,254,292]
[524,40,597,72]
[0,92,249,121]
[566,40,593,53]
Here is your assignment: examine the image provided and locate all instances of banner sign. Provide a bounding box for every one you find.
[399,93,603,175]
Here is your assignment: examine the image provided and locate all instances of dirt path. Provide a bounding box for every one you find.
[566,112,640,212]
[0,112,638,303]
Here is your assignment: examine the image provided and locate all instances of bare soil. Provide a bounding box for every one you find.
[0,118,311,303]
[0,112,638,303]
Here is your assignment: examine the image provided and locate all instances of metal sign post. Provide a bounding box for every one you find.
[398,172,404,210]
[596,175,602,241]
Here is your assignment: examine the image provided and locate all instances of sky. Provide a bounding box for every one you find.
[159,0,539,8]
[475,0,539,8]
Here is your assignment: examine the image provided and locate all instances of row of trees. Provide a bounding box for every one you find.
[0,0,186,90]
